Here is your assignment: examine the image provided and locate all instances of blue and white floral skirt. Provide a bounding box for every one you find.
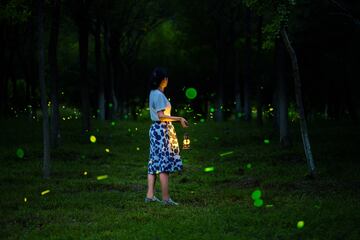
[148,121,183,174]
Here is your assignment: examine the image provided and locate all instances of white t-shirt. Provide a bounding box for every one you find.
[149,89,171,121]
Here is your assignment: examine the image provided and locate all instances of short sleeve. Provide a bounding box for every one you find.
[154,93,168,112]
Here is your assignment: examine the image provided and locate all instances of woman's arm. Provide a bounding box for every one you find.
[157,110,188,127]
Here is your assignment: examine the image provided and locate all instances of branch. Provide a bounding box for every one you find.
[328,0,360,27]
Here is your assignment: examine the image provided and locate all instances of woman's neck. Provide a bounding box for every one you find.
[158,87,165,92]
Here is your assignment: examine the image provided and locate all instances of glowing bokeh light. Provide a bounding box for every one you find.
[111,121,116,126]
[105,148,110,153]
[264,139,270,144]
[185,88,197,99]
[41,190,50,196]
[136,147,140,151]
[24,197,27,202]
[251,189,262,200]
[16,148,25,158]
[83,171,88,175]
[90,135,96,143]
[297,221,305,229]
[254,198,264,207]
[220,151,234,157]
[97,175,108,180]
[204,167,215,172]
[246,163,252,169]
[210,107,215,113]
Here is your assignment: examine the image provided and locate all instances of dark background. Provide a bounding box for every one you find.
[1,0,359,124]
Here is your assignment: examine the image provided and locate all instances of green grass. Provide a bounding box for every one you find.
[0,119,359,239]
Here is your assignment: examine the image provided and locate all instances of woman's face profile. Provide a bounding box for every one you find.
[160,77,168,89]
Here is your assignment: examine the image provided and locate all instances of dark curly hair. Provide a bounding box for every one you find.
[149,67,168,90]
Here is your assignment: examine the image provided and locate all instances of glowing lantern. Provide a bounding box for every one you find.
[183,133,190,149]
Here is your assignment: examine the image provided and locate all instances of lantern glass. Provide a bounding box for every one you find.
[183,133,190,149]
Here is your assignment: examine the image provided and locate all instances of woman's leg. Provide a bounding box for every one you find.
[146,174,156,198]
[159,172,170,200]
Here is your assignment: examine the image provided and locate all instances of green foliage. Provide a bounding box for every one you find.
[59,105,81,120]
[0,0,31,24]
[140,20,188,66]
[243,0,296,50]
[134,105,150,121]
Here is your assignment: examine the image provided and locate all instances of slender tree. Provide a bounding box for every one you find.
[276,38,291,147]
[243,6,252,121]
[93,16,105,120]
[255,15,264,126]
[77,0,91,132]
[215,23,225,122]
[103,21,117,120]
[281,27,315,175]
[234,48,242,120]
[37,0,51,178]
[48,0,61,147]
[0,26,8,118]
[245,0,316,175]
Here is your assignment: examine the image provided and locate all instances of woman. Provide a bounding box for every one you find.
[145,67,189,206]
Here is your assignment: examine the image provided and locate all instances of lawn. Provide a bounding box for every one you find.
[1,119,359,239]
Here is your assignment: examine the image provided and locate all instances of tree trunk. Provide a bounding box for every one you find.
[255,16,263,126]
[281,27,316,176]
[103,23,111,120]
[48,0,61,147]
[276,38,291,147]
[243,7,252,121]
[234,47,242,120]
[109,29,119,118]
[37,0,51,178]
[78,0,91,132]
[0,45,8,118]
[10,58,17,107]
[0,74,8,119]
[215,50,224,122]
[23,17,37,120]
[215,25,224,122]
[344,37,358,123]
[0,24,6,118]
[0,73,7,118]
[25,71,31,117]
[95,17,105,121]
[215,70,224,122]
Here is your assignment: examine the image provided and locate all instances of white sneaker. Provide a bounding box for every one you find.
[162,198,179,206]
[144,196,161,203]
